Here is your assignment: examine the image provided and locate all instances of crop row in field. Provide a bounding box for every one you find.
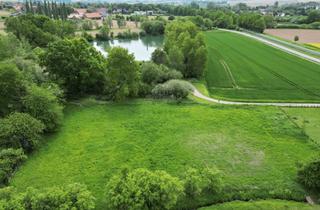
[205,30,320,102]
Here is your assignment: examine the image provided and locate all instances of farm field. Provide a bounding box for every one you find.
[200,199,320,210]
[205,30,320,102]
[10,99,319,209]
[264,29,320,43]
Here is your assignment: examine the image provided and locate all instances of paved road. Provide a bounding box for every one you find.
[191,84,320,108]
[220,29,320,65]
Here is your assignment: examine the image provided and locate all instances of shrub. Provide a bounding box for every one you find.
[294,35,299,42]
[141,20,165,35]
[116,30,139,39]
[96,26,110,41]
[141,62,182,86]
[184,168,203,198]
[168,16,175,21]
[22,85,64,132]
[0,148,27,186]
[105,168,184,210]
[139,30,146,37]
[151,48,169,65]
[152,80,190,101]
[201,166,222,194]
[0,183,95,210]
[0,112,44,152]
[183,167,222,199]
[298,159,320,190]
[81,31,94,42]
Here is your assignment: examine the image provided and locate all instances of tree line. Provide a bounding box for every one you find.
[24,0,72,20]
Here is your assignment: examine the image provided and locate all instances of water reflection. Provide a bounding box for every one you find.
[93,36,164,61]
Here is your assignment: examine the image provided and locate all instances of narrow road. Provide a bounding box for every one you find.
[220,29,320,65]
[191,84,320,108]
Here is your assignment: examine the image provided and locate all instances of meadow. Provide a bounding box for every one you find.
[204,30,320,102]
[282,108,320,145]
[200,199,320,210]
[11,99,319,209]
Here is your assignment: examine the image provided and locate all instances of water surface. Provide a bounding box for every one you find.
[93,36,164,61]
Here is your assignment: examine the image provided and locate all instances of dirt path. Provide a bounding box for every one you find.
[190,84,320,107]
[220,29,320,65]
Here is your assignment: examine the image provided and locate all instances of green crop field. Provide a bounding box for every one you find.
[10,99,319,209]
[200,199,320,210]
[205,30,320,102]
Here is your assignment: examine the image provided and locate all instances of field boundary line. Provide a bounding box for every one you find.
[219,29,320,65]
[220,60,239,89]
[189,83,320,108]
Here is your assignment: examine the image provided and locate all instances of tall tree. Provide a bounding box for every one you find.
[106,47,139,101]
[40,38,107,97]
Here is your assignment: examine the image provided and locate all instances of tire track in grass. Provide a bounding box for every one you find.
[220,60,239,89]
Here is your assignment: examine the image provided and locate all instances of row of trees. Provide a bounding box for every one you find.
[0,166,221,210]
[0,18,65,185]
[105,167,222,210]
[5,14,76,47]
[25,0,72,20]
[0,183,95,209]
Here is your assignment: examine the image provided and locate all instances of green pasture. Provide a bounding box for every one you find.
[282,108,320,145]
[11,99,319,209]
[200,199,320,210]
[204,30,320,102]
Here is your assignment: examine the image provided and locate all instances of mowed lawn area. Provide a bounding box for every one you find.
[10,99,319,208]
[205,30,320,102]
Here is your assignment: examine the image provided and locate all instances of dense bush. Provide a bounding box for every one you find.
[0,183,95,210]
[96,25,110,41]
[22,85,63,132]
[151,48,169,65]
[141,20,165,35]
[40,37,107,97]
[0,63,26,116]
[105,168,184,210]
[141,62,182,86]
[81,31,94,42]
[116,30,139,39]
[184,168,203,198]
[297,159,320,190]
[0,148,26,186]
[13,57,46,85]
[0,35,28,62]
[183,167,222,199]
[151,80,190,101]
[0,112,44,152]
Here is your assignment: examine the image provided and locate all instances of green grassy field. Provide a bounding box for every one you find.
[200,199,320,210]
[282,108,320,145]
[10,99,319,209]
[205,30,320,102]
